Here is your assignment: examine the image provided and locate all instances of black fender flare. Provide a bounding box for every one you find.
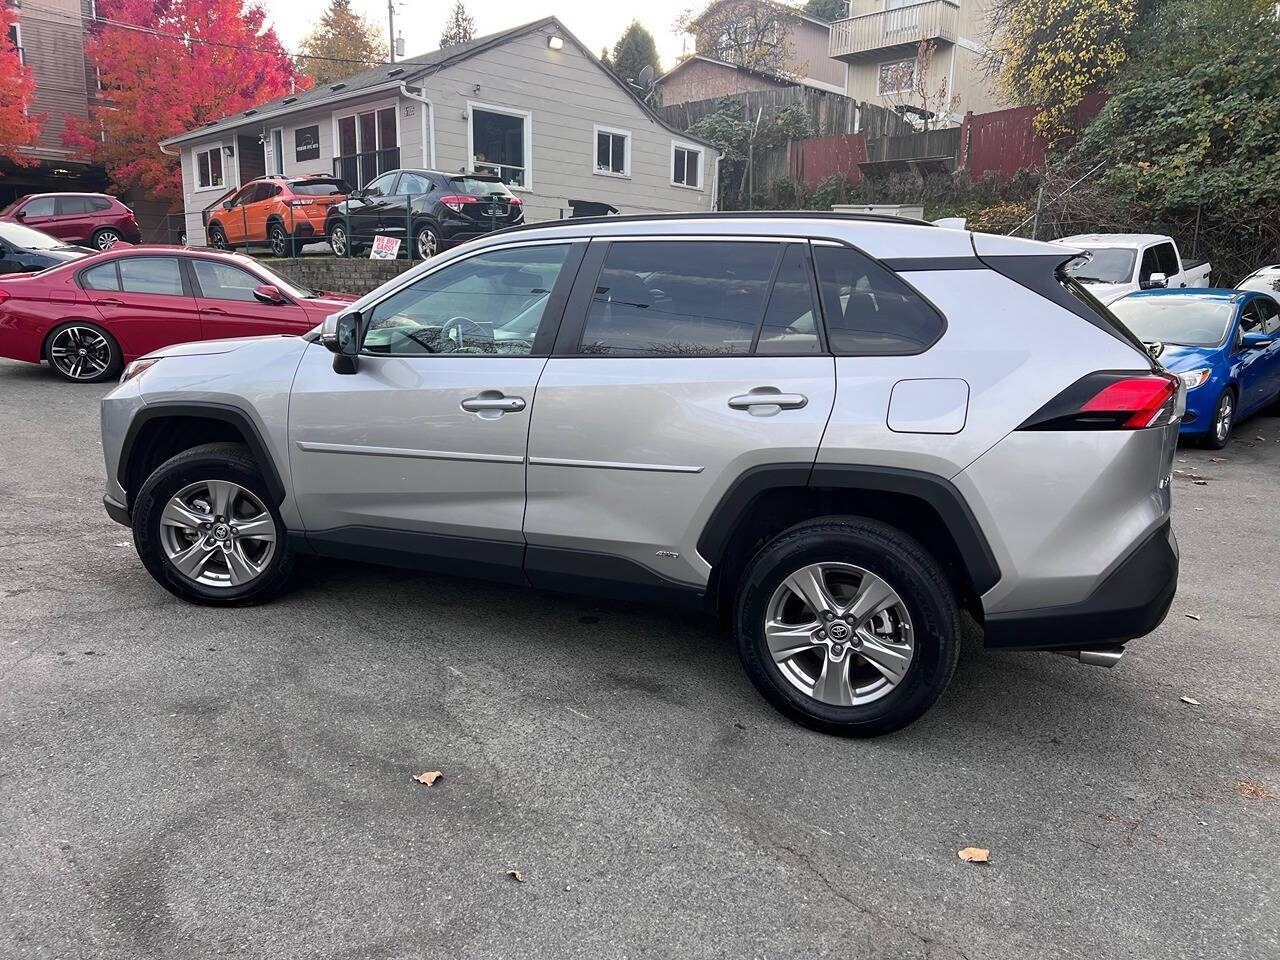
[118,401,286,506]
[697,462,1001,595]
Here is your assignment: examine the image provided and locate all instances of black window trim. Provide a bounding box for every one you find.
[75,253,195,298]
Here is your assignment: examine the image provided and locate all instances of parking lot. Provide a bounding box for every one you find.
[1,356,1277,960]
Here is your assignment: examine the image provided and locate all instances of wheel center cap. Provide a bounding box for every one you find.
[77,348,87,356]
[829,622,850,641]
[212,522,230,540]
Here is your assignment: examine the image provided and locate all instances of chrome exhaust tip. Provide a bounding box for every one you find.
[1059,645,1125,669]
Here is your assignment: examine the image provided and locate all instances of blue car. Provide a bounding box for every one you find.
[1110,289,1280,448]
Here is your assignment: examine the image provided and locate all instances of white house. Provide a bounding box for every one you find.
[159,17,720,245]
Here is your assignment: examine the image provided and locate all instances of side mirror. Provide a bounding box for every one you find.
[325,310,362,373]
[1242,331,1274,350]
[14,209,25,220]
[1142,272,1168,290]
[349,189,364,201]
[253,283,284,304]
[222,200,234,211]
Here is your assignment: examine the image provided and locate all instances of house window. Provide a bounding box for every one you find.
[8,21,21,64]
[878,58,916,96]
[195,146,225,190]
[671,142,702,189]
[469,103,530,188]
[594,125,630,177]
[333,105,399,188]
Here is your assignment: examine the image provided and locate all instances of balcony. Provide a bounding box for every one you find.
[829,0,959,60]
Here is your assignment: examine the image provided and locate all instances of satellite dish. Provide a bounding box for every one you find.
[637,65,654,88]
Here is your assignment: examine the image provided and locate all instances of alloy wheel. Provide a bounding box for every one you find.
[209,228,227,250]
[1216,395,1233,443]
[416,227,438,260]
[158,479,277,588]
[48,326,112,381]
[764,562,915,707]
[330,225,348,257]
[95,230,121,250]
[270,226,287,257]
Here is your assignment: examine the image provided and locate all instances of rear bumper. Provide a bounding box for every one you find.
[983,521,1178,651]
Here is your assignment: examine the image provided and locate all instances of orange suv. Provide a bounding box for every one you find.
[205,176,350,256]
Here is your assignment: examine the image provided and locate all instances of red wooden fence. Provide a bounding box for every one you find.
[959,94,1108,178]
[789,133,870,188]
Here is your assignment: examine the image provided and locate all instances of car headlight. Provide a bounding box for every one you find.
[120,357,161,383]
[1177,368,1211,390]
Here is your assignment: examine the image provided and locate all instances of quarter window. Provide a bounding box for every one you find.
[118,257,184,296]
[195,147,225,189]
[579,241,778,356]
[672,143,701,188]
[363,244,572,356]
[812,245,944,355]
[81,262,120,291]
[595,127,630,177]
[191,259,266,302]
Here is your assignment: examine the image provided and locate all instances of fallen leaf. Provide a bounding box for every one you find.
[957,847,990,863]
[1239,780,1274,800]
[1180,696,1200,706]
[413,771,443,786]
[1185,613,1201,620]
[1192,479,1208,486]
[1210,457,1226,462]
[1255,436,1266,442]
[506,869,525,882]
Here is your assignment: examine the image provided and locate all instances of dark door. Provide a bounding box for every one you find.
[347,171,397,245]
[380,171,430,240]
[80,256,202,359]
[54,196,94,244]
[187,256,311,340]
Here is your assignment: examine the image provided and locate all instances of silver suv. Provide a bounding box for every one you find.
[100,213,1182,735]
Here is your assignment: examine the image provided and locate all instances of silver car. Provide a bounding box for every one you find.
[100,213,1183,736]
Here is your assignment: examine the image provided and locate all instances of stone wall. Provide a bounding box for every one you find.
[268,257,417,297]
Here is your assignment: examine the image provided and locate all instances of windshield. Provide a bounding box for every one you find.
[1063,248,1137,284]
[447,176,513,198]
[289,179,349,196]
[1110,297,1235,347]
[0,221,65,249]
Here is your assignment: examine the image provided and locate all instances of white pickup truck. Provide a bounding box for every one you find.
[1053,233,1212,305]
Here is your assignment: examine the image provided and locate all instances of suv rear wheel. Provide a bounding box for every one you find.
[268,222,293,257]
[735,517,960,737]
[132,442,294,606]
[91,227,122,250]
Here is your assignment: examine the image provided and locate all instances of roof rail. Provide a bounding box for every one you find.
[487,209,938,239]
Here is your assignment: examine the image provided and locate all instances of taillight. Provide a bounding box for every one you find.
[440,194,479,213]
[1019,371,1181,431]
[0,288,9,304]
[507,196,523,206]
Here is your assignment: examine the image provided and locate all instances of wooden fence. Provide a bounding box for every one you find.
[656,86,912,141]
[959,93,1108,178]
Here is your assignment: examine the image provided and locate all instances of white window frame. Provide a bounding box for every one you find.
[331,98,402,186]
[670,140,704,191]
[877,58,916,96]
[192,143,230,193]
[467,101,533,192]
[592,124,631,179]
[8,20,21,65]
[268,127,284,176]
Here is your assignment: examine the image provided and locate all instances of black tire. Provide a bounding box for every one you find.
[414,222,440,260]
[207,223,229,250]
[91,228,122,251]
[132,442,294,606]
[43,320,122,383]
[1203,389,1234,450]
[735,517,960,737]
[268,221,293,257]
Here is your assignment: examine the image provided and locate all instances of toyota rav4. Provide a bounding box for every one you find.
[99,213,1182,736]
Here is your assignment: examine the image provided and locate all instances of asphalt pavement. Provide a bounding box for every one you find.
[1,357,1277,960]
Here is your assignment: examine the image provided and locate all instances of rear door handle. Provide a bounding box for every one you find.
[98,298,123,306]
[460,391,526,418]
[203,306,228,315]
[728,387,808,415]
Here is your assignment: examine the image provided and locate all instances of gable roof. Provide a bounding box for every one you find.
[160,17,714,151]
[658,54,798,88]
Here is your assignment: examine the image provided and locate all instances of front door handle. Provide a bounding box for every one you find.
[203,306,228,315]
[728,387,808,416]
[460,391,526,418]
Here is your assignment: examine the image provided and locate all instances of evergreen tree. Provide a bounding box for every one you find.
[439,1,476,48]
[803,0,847,22]
[297,0,385,87]
[608,21,661,91]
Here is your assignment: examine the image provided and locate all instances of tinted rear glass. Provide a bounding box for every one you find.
[447,176,513,198]
[290,179,349,196]
[89,197,112,212]
[56,197,91,215]
[812,246,944,355]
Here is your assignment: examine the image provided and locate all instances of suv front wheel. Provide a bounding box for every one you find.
[735,517,960,737]
[132,442,294,606]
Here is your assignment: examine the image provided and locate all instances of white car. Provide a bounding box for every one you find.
[1055,233,1211,305]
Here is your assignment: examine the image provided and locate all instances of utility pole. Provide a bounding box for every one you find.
[388,0,396,62]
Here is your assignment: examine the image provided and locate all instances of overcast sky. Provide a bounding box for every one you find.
[260,0,696,71]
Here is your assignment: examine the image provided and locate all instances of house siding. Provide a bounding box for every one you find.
[11,0,93,160]
[176,29,715,243]
[791,19,846,91]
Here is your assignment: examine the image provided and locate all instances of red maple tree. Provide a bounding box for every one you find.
[66,0,310,205]
[0,5,43,167]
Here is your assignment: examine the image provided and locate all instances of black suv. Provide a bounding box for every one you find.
[324,169,525,260]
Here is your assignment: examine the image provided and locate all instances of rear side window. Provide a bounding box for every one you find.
[81,263,120,291]
[56,196,91,215]
[118,257,183,296]
[579,240,778,356]
[812,245,944,355]
[397,172,432,195]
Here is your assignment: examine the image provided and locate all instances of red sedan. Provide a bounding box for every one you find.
[0,246,355,382]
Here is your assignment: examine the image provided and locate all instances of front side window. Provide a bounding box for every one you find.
[471,106,528,188]
[363,244,571,356]
[195,147,225,189]
[1239,301,1263,333]
[191,259,266,302]
[118,257,184,296]
[595,127,629,176]
[22,197,55,218]
[1258,297,1280,335]
[1140,247,1161,282]
[579,241,779,356]
[1154,242,1180,277]
[362,172,396,198]
[812,245,944,355]
[672,144,701,188]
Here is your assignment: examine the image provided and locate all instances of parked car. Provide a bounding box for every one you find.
[1111,289,1280,448]
[0,221,93,274]
[325,169,524,260]
[0,193,141,250]
[205,176,351,257]
[1055,233,1211,305]
[1236,264,1280,296]
[0,245,354,383]
[97,213,1183,737]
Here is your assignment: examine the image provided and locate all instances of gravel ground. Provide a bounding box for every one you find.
[1,357,1277,960]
